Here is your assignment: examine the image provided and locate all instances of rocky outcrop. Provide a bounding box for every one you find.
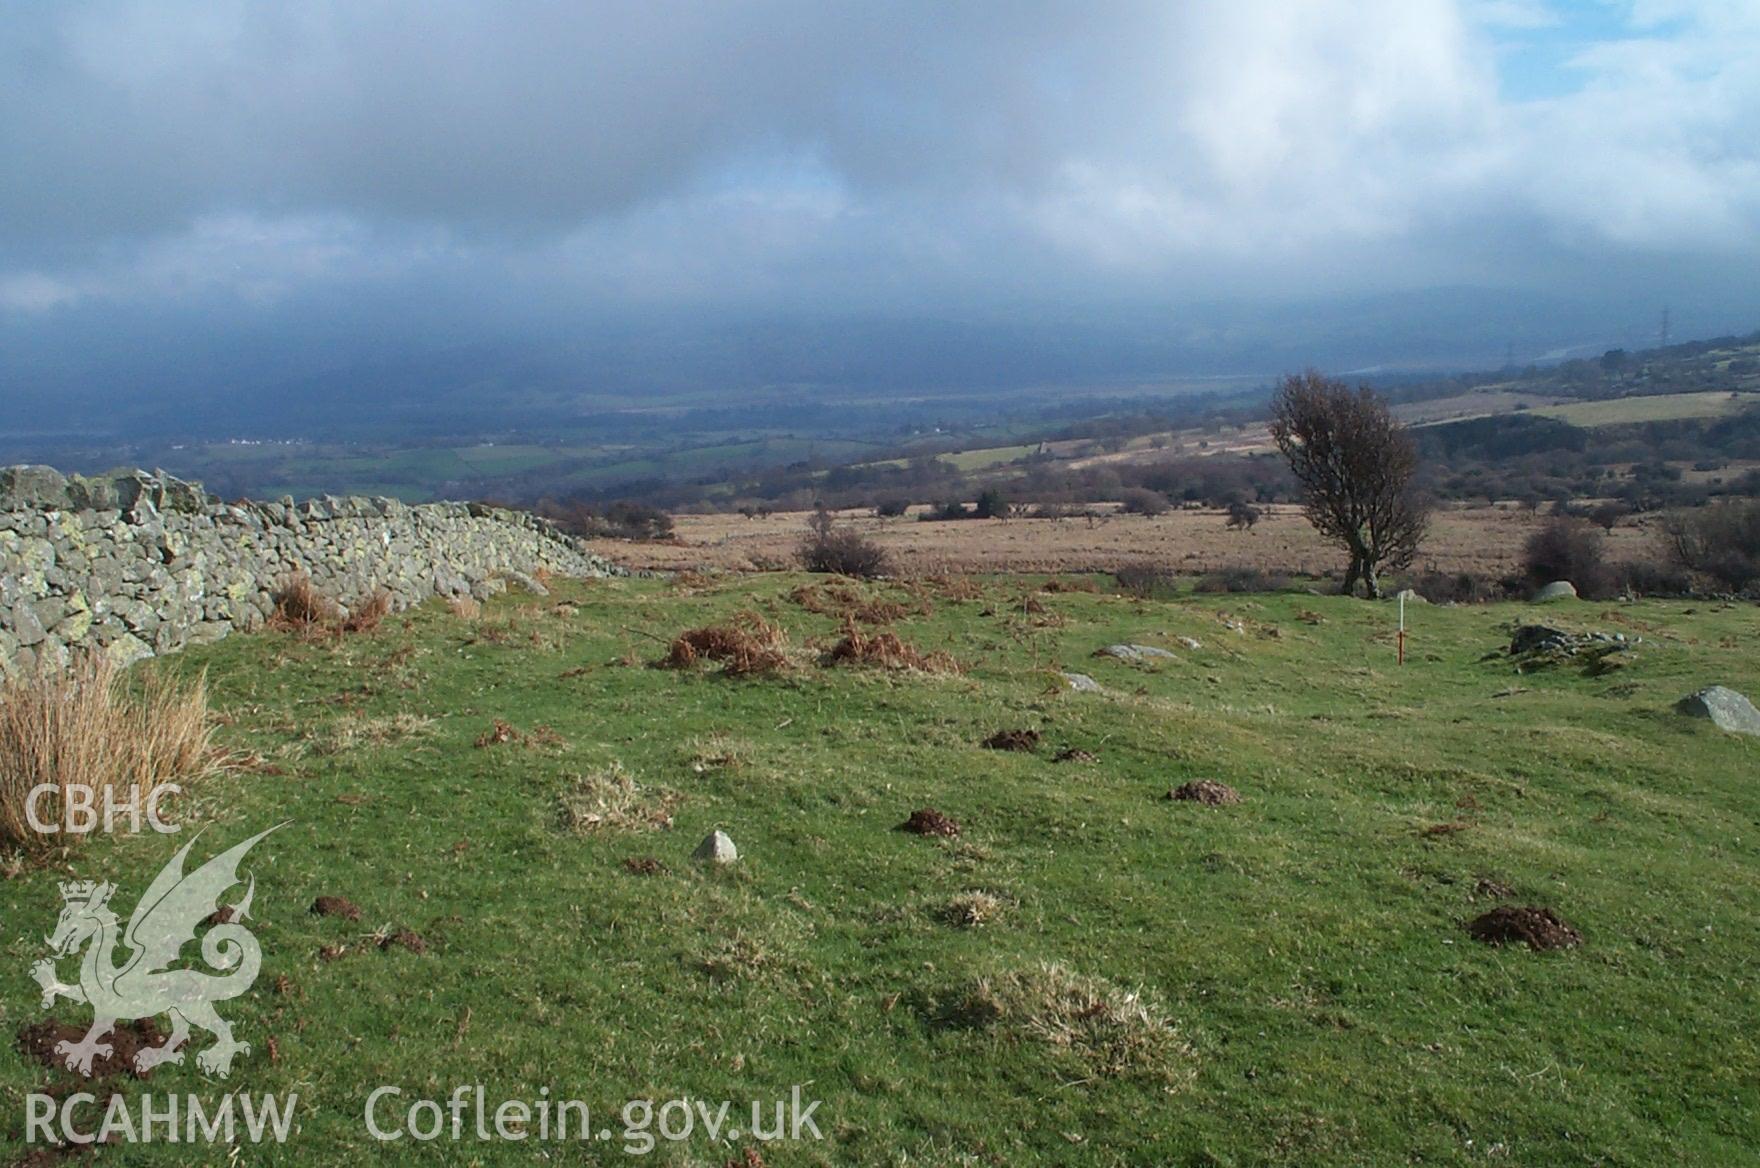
[0,465,620,675]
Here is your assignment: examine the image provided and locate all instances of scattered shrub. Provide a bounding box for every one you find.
[1224,500,1262,530]
[973,487,1010,519]
[1114,564,1179,600]
[1612,557,1696,598]
[874,498,910,518]
[1193,566,1288,594]
[1118,487,1170,516]
[0,655,216,853]
[921,500,974,522]
[798,509,891,579]
[538,499,674,541]
[1401,570,1509,604]
[1521,517,1612,598]
[1664,499,1760,592]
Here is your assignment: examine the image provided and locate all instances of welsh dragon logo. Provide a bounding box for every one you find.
[30,826,283,1078]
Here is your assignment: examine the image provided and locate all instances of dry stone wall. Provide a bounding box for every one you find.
[0,465,620,675]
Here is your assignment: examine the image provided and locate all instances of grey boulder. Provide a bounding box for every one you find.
[1676,686,1760,737]
[692,829,739,864]
[1531,581,1578,603]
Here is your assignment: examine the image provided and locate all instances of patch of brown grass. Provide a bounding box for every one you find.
[660,611,790,676]
[942,890,1006,928]
[447,595,483,621]
[936,963,1195,1082]
[557,763,679,833]
[0,655,217,853]
[307,712,433,757]
[825,618,959,673]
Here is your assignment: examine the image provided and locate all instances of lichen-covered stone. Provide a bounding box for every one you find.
[0,465,622,673]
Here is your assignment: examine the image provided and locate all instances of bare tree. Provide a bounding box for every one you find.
[1269,370,1430,598]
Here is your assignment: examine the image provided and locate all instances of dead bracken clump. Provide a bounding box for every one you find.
[787,580,862,614]
[623,856,666,876]
[1040,577,1098,593]
[309,896,363,921]
[936,963,1194,1082]
[474,719,518,747]
[340,589,393,633]
[1466,905,1582,951]
[269,572,341,631]
[1166,780,1241,805]
[661,611,790,676]
[898,807,961,837]
[982,728,1040,752]
[825,619,959,673]
[787,581,914,624]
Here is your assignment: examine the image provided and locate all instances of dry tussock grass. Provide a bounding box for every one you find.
[0,655,217,852]
[942,891,1006,928]
[660,612,791,676]
[825,619,960,673]
[683,732,754,775]
[307,712,433,757]
[447,595,483,621]
[940,963,1194,1082]
[556,763,678,833]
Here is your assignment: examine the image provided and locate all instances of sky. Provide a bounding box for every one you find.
[2,0,1759,422]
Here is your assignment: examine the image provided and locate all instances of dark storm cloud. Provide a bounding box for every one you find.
[1,1,1757,360]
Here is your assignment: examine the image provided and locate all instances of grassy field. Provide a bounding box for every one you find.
[1534,391,1758,427]
[3,576,1758,1164]
[588,503,1666,578]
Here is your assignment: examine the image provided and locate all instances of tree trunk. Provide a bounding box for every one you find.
[1364,561,1383,599]
[1341,554,1362,597]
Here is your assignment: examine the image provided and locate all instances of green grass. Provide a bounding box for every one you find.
[3,578,1758,1164]
[1534,390,1758,427]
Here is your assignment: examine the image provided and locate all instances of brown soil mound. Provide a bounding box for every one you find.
[310,895,362,921]
[18,1019,164,1079]
[1466,905,1581,950]
[475,718,518,747]
[1166,780,1241,805]
[661,612,790,676]
[983,729,1041,752]
[379,929,428,955]
[898,808,961,837]
[825,619,958,672]
[1054,748,1098,763]
[1421,821,1474,838]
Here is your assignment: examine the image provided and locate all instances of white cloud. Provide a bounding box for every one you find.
[1,0,1756,318]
